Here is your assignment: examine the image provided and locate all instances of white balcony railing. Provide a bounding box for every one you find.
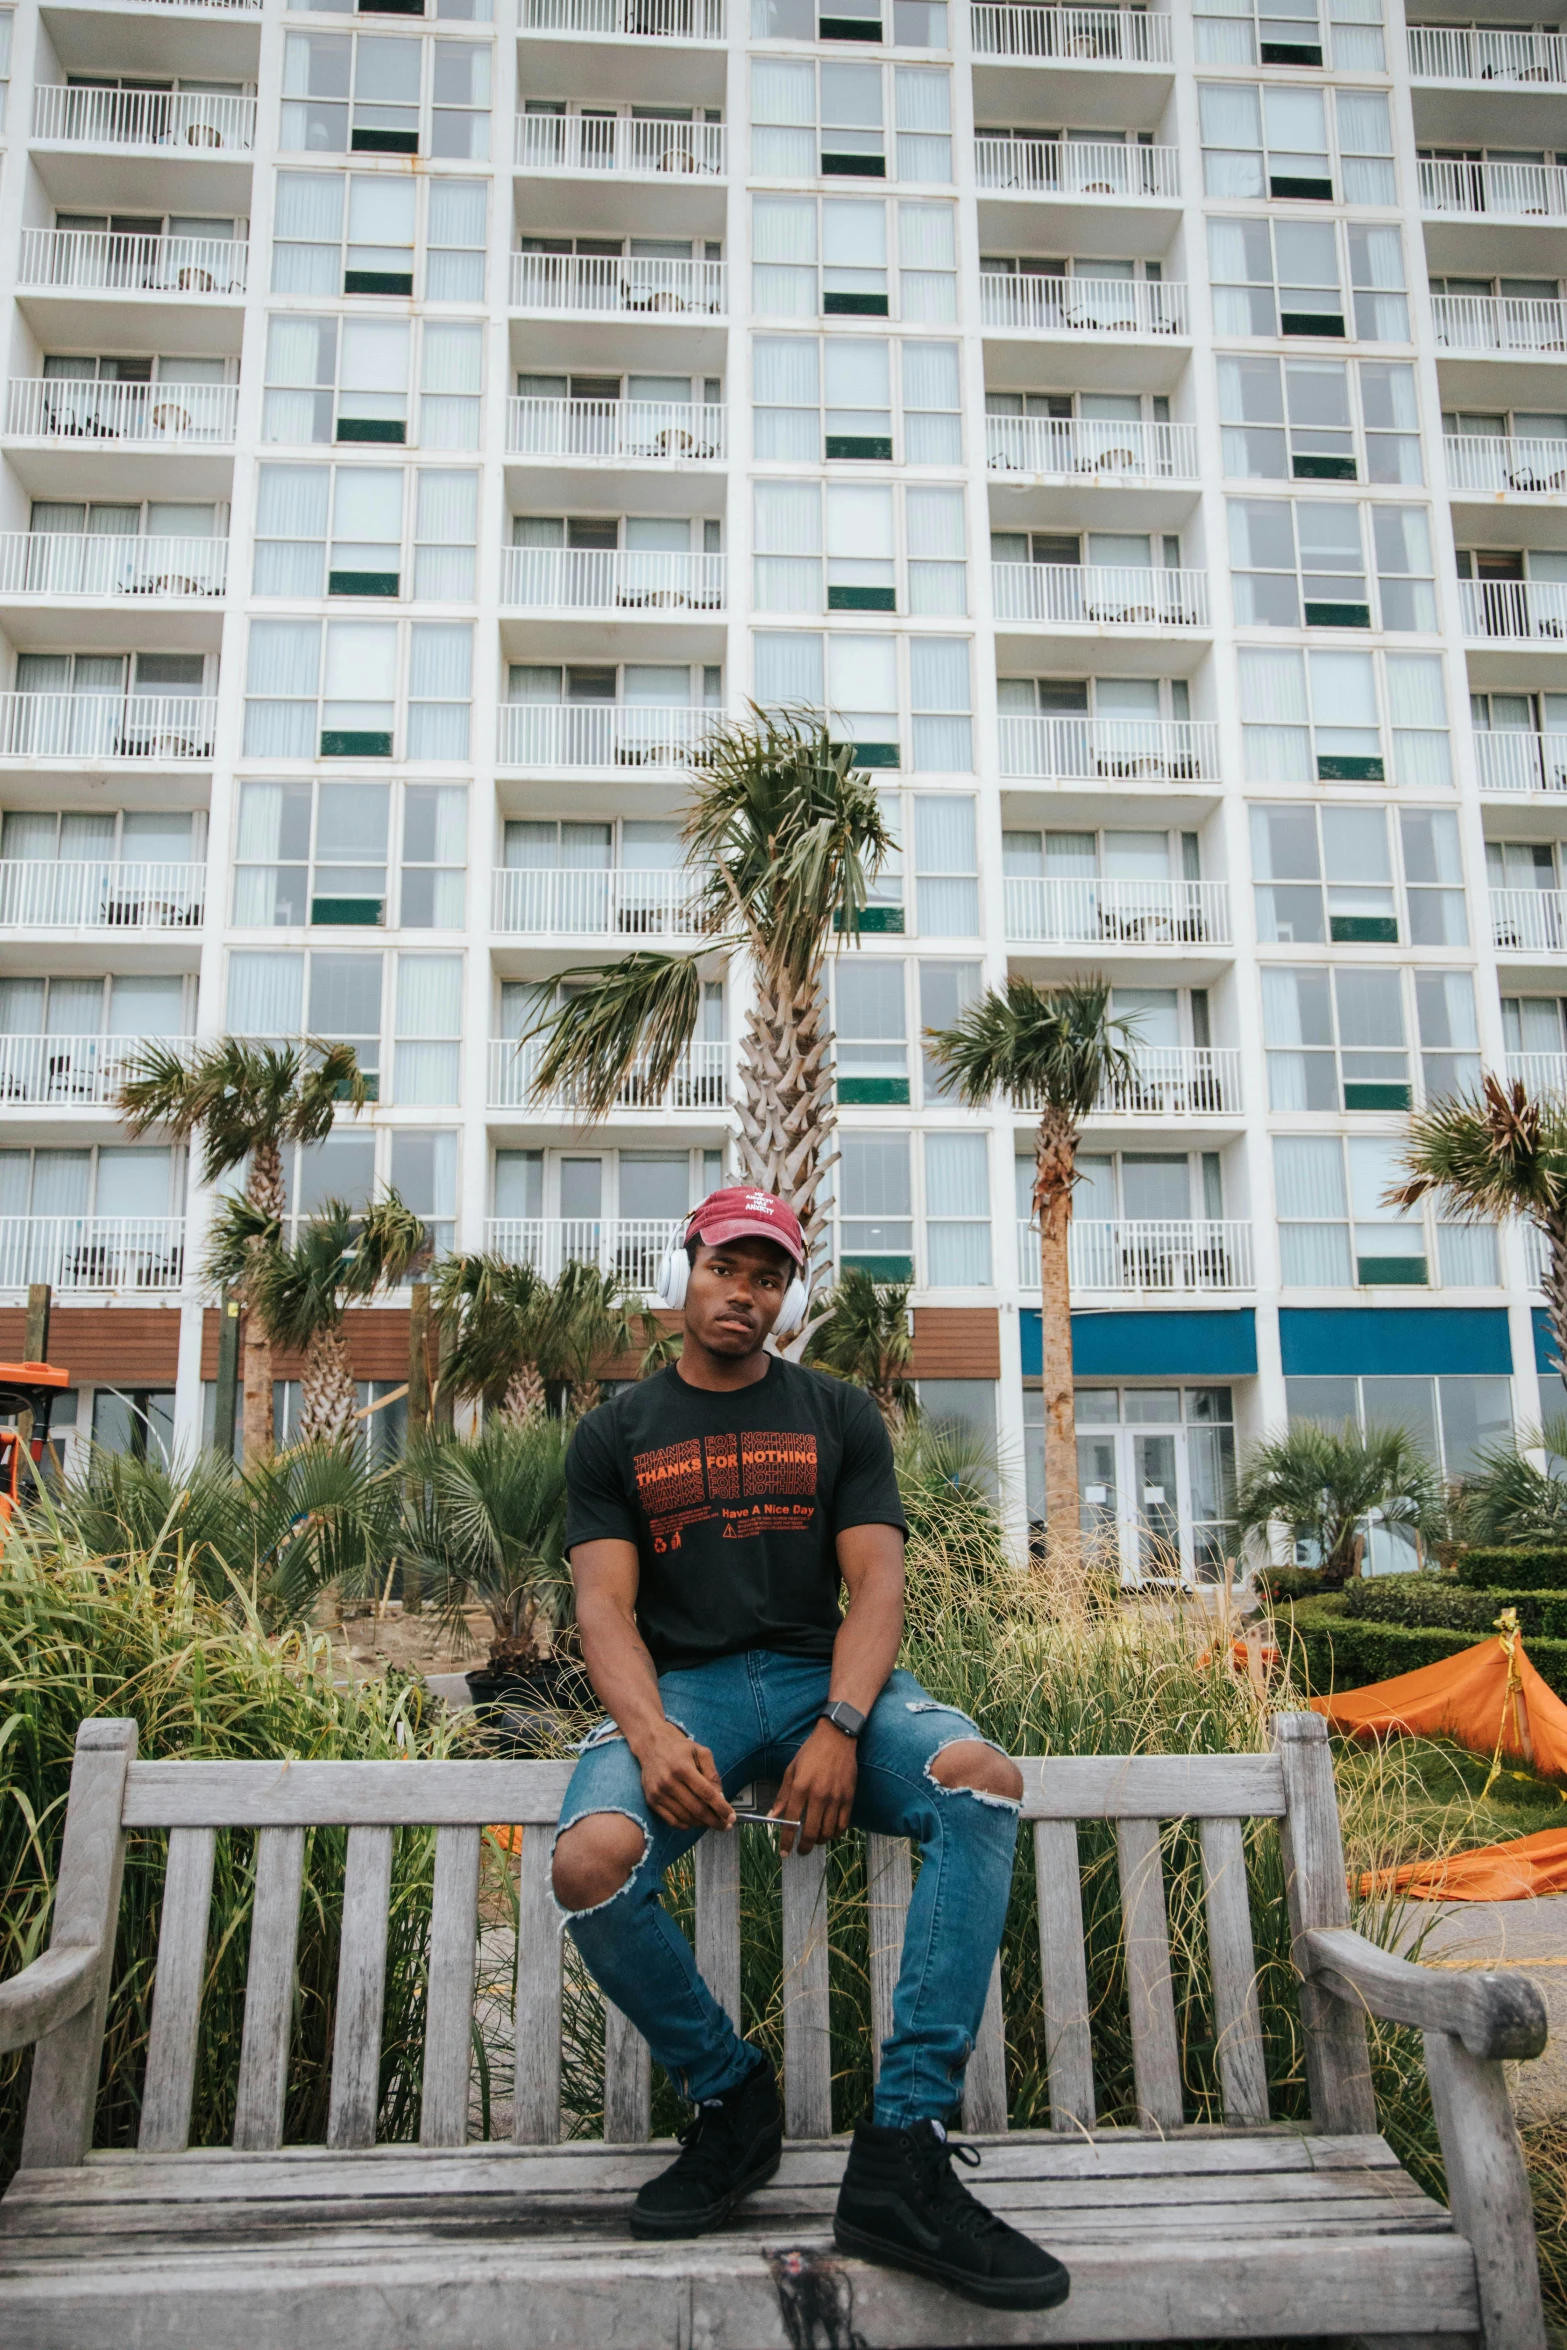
[510,252,725,315]
[1474,731,1567,795]
[0,696,217,763]
[970,5,1173,62]
[1508,1052,1567,1098]
[5,377,239,446]
[998,713,1219,782]
[0,1034,142,1110]
[1408,25,1567,85]
[1419,156,1567,218]
[1491,888,1566,954]
[986,414,1198,481]
[1006,874,1231,946]
[507,395,725,462]
[492,866,705,936]
[522,0,724,36]
[1016,1218,1253,1291]
[980,271,1188,337]
[489,1037,727,1110]
[515,114,726,174]
[993,561,1210,629]
[0,1216,184,1295]
[1444,433,1567,495]
[1091,1047,1244,1117]
[486,1215,685,1290]
[0,861,206,930]
[32,85,256,150]
[500,545,725,611]
[1431,292,1567,354]
[1459,579,1567,642]
[499,702,721,768]
[18,229,248,296]
[0,534,227,600]
[975,136,1180,200]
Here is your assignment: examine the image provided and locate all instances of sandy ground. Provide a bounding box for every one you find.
[1398,1894,1567,2123]
[333,1601,490,1685]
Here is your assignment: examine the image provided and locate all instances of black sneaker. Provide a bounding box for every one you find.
[628,2057,783,2240]
[833,2117,1071,2311]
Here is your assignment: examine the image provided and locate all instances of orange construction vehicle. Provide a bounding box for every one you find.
[0,1359,70,1524]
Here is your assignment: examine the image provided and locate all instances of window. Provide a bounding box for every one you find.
[750,58,950,181]
[1250,803,1466,944]
[1286,1374,1512,1483]
[395,952,462,1102]
[0,1145,180,1228]
[233,779,465,927]
[507,662,721,707]
[1199,84,1393,204]
[837,1130,913,1275]
[1209,217,1407,341]
[753,335,959,463]
[271,173,486,300]
[1274,1132,1497,1289]
[752,0,948,45]
[299,0,491,19]
[0,973,189,1072]
[912,789,977,924]
[1219,356,1420,483]
[1260,964,1478,1109]
[1503,995,1567,1072]
[226,947,458,1101]
[751,633,971,769]
[1238,646,1448,785]
[281,32,490,157]
[263,316,481,449]
[834,954,908,1100]
[924,1130,990,1283]
[253,466,477,600]
[1193,0,1383,70]
[0,13,12,133]
[1228,499,1435,631]
[752,480,964,613]
[919,959,980,1096]
[751,195,956,320]
[244,619,471,760]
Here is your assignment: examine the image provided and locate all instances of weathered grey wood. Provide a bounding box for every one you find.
[1274,1712,1377,2135]
[780,1841,832,2138]
[961,1957,1008,2134]
[20,1718,137,2170]
[1022,1751,1286,1819]
[233,1827,306,2153]
[512,1825,562,2146]
[603,2000,651,2142]
[865,1833,912,2081]
[0,1945,99,2058]
[1198,1817,1269,2125]
[694,1827,742,2032]
[138,1826,216,2152]
[122,1758,577,1829]
[420,1827,480,2148]
[1116,1817,1184,2132]
[1423,2026,1547,2350]
[1034,1817,1094,2130]
[327,1827,394,2151]
[1307,1926,1547,2063]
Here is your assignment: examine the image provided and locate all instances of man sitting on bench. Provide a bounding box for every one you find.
[552,1185,1070,2313]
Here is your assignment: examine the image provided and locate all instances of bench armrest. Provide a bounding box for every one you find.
[0,1943,101,2057]
[1304,1924,1547,2062]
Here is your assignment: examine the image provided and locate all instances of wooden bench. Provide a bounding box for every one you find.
[0,1711,1550,2348]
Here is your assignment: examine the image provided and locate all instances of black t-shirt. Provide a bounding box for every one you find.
[563,1358,907,1673]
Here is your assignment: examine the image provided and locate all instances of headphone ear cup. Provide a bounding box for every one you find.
[773,1274,809,1338]
[656,1246,689,1311]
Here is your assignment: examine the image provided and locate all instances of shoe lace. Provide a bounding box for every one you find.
[668,2100,743,2191]
[909,2133,1010,2241]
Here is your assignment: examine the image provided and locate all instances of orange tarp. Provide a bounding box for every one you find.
[1309,1624,1567,1781]
[1359,1824,1567,1903]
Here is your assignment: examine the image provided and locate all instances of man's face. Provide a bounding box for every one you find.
[685,1235,794,1356]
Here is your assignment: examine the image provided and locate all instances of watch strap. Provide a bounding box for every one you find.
[820,1699,866,1740]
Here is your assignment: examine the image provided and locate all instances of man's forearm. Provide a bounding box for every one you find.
[578,1600,672,1757]
[827,1562,905,1716]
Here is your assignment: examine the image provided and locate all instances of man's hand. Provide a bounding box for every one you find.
[634,1720,735,1831]
[772,1721,858,1857]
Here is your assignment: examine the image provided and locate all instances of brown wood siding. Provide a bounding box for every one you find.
[201,1308,412,1383]
[0,1307,183,1384]
[909,1308,1001,1379]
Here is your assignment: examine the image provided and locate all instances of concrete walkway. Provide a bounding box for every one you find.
[1398,1893,1567,2123]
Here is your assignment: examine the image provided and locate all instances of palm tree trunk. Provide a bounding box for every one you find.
[1539,1202,1567,1384]
[735,958,835,1353]
[501,1360,547,1424]
[1035,1108,1080,1565]
[298,1322,358,1448]
[568,1377,601,1418]
[239,1136,287,1464]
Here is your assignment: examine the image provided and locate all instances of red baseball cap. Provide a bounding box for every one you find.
[686,1186,806,1267]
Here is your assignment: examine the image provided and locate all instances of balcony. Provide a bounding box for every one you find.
[986,415,1197,483]
[1459,579,1567,644]
[1005,875,1231,946]
[31,85,256,153]
[1508,1051,1567,1097]
[500,546,725,612]
[510,253,725,317]
[1018,1217,1253,1292]
[0,860,206,929]
[999,713,1219,783]
[0,1216,185,1297]
[18,229,248,296]
[0,696,216,765]
[980,273,1188,339]
[492,866,704,936]
[508,396,725,465]
[0,1034,139,1110]
[1431,292,1567,355]
[1491,888,1565,953]
[515,115,726,175]
[992,561,1209,630]
[1474,730,1567,794]
[0,534,227,601]
[1445,433,1567,496]
[520,0,725,38]
[1408,26,1567,86]
[498,701,721,769]
[1419,157,1567,220]
[5,378,239,448]
[488,1036,727,1110]
[486,1215,682,1291]
[1090,1047,1243,1118]
[970,5,1173,63]
[975,137,1179,202]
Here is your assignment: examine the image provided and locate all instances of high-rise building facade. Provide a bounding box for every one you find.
[0,0,1559,1565]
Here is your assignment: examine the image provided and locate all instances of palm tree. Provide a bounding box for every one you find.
[1235,1421,1445,1582]
[806,1265,914,1427]
[1451,1414,1567,1546]
[206,1191,427,1448]
[118,1039,368,1462]
[400,1417,573,1674]
[547,1258,669,1417]
[926,976,1136,1557]
[523,710,892,1318]
[433,1252,555,1423]
[1389,1074,1567,1378]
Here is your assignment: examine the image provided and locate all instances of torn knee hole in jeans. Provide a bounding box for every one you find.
[550,1806,652,1919]
[923,1733,1023,1811]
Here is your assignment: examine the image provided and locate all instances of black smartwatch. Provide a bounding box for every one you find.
[819,1698,866,1741]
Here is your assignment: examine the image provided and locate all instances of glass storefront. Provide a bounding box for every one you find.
[1024,1384,1239,1584]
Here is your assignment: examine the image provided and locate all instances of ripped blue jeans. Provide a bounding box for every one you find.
[555,1651,1019,2128]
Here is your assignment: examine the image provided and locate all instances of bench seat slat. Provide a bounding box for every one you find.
[512,1828,562,2147]
[420,1828,480,2149]
[234,1830,305,2154]
[1117,1819,1184,2133]
[1199,1817,1270,2125]
[138,1827,215,2155]
[1034,1820,1095,2130]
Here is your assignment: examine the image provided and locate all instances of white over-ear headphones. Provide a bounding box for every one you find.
[657,1217,809,1338]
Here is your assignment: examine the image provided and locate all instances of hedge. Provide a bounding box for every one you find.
[1343,1574,1567,1642]
[1280,1599,1567,1705]
[1455,1547,1567,1593]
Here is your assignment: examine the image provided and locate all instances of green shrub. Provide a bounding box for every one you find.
[1455,1545,1567,1592]
[1285,1601,1567,1706]
[1343,1574,1567,1641]
[1254,1563,1341,1603]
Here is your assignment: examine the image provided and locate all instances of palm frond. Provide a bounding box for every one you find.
[432,1252,552,1405]
[400,1418,572,1648]
[523,951,707,1119]
[202,1192,280,1294]
[925,974,1139,1119]
[1235,1420,1445,1571]
[116,1035,367,1183]
[806,1266,914,1420]
[340,1188,429,1297]
[1388,1072,1567,1222]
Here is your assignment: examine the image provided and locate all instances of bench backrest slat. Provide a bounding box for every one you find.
[1117,1818,1185,2132]
[962,1959,1008,2133]
[1019,1753,1286,1819]
[513,1827,562,2146]
[780,1842,833,2138]
[328,1826,394,2151]
[1033,1819,1095,2131]
[1199,1817,1270,2125]
[420,1826,480,2148]
[604,2003,651,2141]
[233,1827,305,2152]
[865,1831,912,2083]
[694,1827,742,2032]
[139,1825,216,2153]
[121,1758,578,1829]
